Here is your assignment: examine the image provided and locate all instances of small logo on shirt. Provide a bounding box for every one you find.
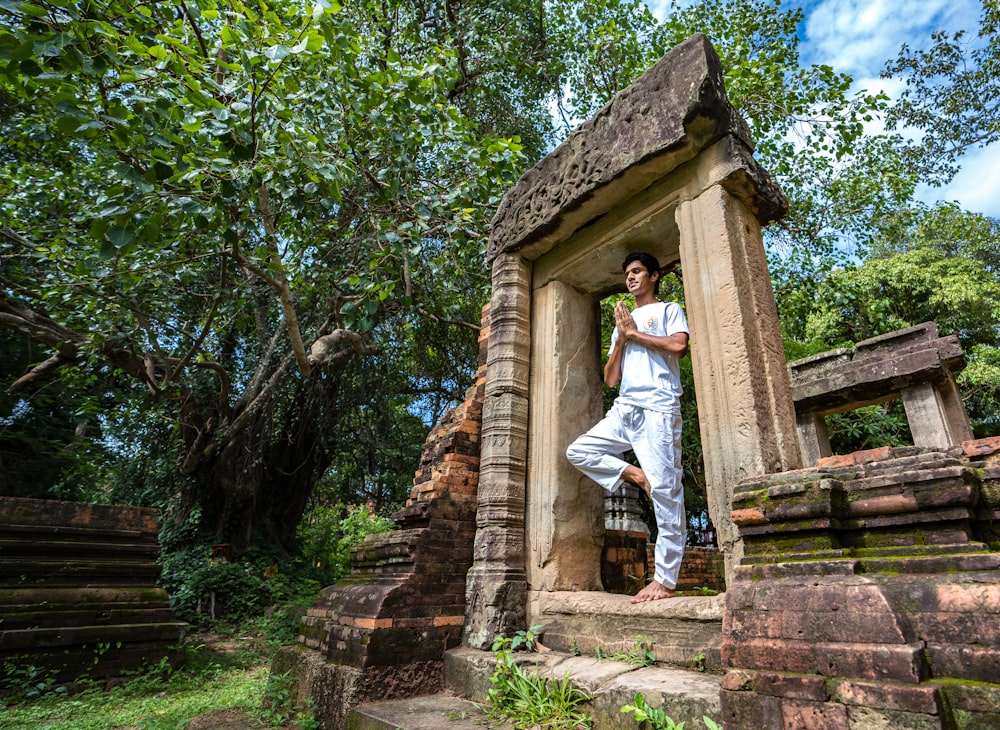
[644,316,657,331]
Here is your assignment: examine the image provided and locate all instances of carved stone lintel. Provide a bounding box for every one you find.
[488,33,786,261]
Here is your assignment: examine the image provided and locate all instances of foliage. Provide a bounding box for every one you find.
[620,693,680,729]
[487,625,593,729]
[826,405,911,455]
[158,545,325,627]
[0,0,533,551]
[0,640,268,730]
[883,0,1000,185]
[546,0,661,125]
[0,661,65,700]
[0,329,111,500]
[260,671,319,730]
[805,250,1000,347]
[595,636,656,666]
[295,501,397,579]
[619,693,721,730]
[961,343,1000,436]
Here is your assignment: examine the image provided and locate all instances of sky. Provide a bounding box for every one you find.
[651,0,1000,218]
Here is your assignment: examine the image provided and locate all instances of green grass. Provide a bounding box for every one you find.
[0,634,281,730]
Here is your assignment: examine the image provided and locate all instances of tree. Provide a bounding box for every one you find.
[883,0,1000,185]
[805,202,1000,437]
[0,329,112,499]
[0,0,533,552]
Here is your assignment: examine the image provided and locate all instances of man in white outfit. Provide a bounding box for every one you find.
[566,252,689,603]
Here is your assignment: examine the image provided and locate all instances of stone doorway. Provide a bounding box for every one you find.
[463,34,802,649]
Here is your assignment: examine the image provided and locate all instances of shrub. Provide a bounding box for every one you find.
[296,502,396,580]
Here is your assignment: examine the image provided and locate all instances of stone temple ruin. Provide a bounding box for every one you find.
[275,33,1000,729]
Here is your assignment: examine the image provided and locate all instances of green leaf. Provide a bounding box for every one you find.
[265,44,292,61]
[106,225,136,249]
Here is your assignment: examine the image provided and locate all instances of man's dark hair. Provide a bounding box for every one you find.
[622,251,661,294]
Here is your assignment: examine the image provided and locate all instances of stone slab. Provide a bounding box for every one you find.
[444,646,722,730]
[346,693,507,730]
[487,33,783,261]
[528,590,724,670]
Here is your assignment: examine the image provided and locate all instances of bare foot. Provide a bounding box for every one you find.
[622,465,651,498]
[534,640,552,653]
[630,580,677,604]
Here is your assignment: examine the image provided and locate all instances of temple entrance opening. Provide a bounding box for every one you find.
[463,34,799,651]
[526,196,683,596]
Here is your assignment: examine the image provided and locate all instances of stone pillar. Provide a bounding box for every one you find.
[526,279,605,592]
[676,184,801,581]
[795,410,833,467]
[903,376,973,449]
[464,253,530,649]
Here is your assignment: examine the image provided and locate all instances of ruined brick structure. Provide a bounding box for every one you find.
[714,319,1000,728]
[279,32,1000,729]
[274,307,489,725]
[722,441,1000,728]
[790,322,973,467]
[0,498,185,682]
[675,546,725,594]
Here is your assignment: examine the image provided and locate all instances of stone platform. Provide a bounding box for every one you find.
[348,645,721,730]
[0,497,186,682]
[345,594,724,730]
[721,444,1000,728]
[528,590,724,670]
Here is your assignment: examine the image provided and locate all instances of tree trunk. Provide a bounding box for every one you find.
[184,365,346,554]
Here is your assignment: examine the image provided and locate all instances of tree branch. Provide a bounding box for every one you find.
[416,306,481,332]
[307,329,378,368]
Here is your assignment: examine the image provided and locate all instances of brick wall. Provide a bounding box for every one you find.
[296,305,489,701]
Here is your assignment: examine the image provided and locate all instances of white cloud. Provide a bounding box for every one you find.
[794,0,997,217]
[917,145,1000,217]
[797,0,959,77]
[644,0,998,217]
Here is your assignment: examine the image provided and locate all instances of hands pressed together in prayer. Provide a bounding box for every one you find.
[614,300,637,340]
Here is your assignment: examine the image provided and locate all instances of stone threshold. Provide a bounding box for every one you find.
[529,590,725,670]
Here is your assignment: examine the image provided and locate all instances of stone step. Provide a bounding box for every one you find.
[0,536,160,558]
[528,591,725,670]
[0,522,156,543]
[1,606,177,630]
[444,646,722,730]
[346,693,511,730]
[0,585,170,608]
[0,621,188,652]
[0,557,161,585]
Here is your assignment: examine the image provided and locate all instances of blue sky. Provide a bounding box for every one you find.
[650,0,999,218]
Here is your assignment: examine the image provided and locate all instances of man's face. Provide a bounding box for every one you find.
[624,260,657,296]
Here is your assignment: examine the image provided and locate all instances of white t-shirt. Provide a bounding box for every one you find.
[608,301,689,414]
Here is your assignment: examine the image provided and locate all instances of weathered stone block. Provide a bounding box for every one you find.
[834,679,942,714]
[720,688,784,729]
[750,672,829,701]
[0,497,185,683]
[925,644,1000,683]
[845,705,941,730]
[724,638,927,683]
[782,697,850,730]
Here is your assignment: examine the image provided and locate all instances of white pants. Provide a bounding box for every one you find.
[566,402,685,589]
